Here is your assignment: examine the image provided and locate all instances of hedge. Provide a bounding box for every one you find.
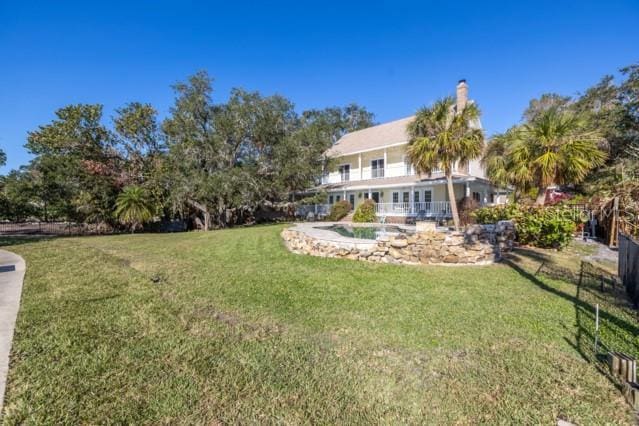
[352,199,377,223]
[472,204,577,249]
[326,200,352,221]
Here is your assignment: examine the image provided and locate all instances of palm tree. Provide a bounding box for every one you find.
[114,186,153,232]
[406,97,484,230]
[484,107,607,205]
[481,128,532,200]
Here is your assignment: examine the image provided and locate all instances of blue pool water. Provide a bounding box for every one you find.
[318,224,413,240]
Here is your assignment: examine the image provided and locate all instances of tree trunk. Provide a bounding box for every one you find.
[446,171,461,230]
[535,186,547,206]
[187,199,211,231]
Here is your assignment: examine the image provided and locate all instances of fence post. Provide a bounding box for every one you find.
[594,304,599,354]
[609,197,619,247]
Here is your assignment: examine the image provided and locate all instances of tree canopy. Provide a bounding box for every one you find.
[484,63,637,204]
[0,71,374,228]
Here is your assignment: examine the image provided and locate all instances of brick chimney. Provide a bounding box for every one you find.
[456,79,468,114]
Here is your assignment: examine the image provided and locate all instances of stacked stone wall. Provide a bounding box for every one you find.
[281,222,515,265]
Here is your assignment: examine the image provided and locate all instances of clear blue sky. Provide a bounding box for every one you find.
[1,0,638,173]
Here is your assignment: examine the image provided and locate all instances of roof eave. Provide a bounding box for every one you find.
[325,140,410,158]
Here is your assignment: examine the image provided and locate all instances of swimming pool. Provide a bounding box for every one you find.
[317,224,413,240]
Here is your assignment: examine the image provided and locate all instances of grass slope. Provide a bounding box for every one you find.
[0,225,637,424]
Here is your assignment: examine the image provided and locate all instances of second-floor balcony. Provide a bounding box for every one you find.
[322,162,425,185]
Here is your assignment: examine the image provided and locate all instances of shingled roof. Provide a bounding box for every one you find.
[325,116,415,157]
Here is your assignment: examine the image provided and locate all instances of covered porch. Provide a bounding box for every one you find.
[298,177,502,222]
[375,201,452,219]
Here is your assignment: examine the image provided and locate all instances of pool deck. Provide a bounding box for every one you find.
[287,222,416,250]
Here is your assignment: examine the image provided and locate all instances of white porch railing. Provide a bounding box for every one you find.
[297,202,452,219]
[375,201,451,217]
[296,204,331,218]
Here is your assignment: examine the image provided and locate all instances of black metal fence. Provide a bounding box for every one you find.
[0,220,189,236]
[0,222,113,236]
[619,231,639,307]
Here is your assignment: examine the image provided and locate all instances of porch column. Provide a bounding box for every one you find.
[465,182,470,197]
[368,188,371,199]
[358,153,362,180]
[383,149,388,177]
[343,189,346,201]
[410,185,415,214]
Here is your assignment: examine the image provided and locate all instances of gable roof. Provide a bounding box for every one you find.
[325,116,415,157]
[325,98,483,158]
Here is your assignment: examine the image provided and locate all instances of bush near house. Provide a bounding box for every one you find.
[473,204,576,249]
[352,199,377,223]
[457,197,480,226]
[326,200,351,221]
[473,203,521,224]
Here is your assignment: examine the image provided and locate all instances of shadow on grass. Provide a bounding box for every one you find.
[503,259,638,364]
[0,235,56,247]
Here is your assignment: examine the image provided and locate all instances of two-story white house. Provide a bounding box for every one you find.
[315,80,508,223]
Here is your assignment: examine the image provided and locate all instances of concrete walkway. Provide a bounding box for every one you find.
[0,249,25,413]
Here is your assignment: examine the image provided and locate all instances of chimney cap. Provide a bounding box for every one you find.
[458,79,467,84]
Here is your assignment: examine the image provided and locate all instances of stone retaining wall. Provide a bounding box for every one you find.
[281,222,515,265]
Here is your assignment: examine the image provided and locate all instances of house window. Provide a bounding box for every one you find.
[402,192,410,203]
[336,195,341,202]
[489,193,495,203]
[392,192,399,204]
[371,159,385,178]
[338,164,350,182]
[414,191,420,203]
[329,195,334,204]
[424,190,432,204]
[472,192,481,203]
[404,158,413,176]
[349,194,355,207]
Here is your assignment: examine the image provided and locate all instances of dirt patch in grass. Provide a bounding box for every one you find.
[184,304,286,341]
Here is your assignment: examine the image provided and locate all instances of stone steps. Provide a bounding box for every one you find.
[340,212,355,222]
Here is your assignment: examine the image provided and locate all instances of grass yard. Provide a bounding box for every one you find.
[1,225,637,424]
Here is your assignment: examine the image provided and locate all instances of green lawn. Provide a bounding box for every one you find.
[1,225,637,424]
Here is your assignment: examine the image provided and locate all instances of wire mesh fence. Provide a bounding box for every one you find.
[0,221,113,236]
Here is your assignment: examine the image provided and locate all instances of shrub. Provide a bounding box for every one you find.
[352,199,377,223]
[515,207,576,248]
[472,204,576,249]
[473,203,520,224]
[458,196,479,226]
[326,200,351,221]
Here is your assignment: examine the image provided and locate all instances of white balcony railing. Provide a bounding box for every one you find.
[322,163,447,184]
[375,202,451,217]
[296,204,331,218]
[371,168,385,179]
